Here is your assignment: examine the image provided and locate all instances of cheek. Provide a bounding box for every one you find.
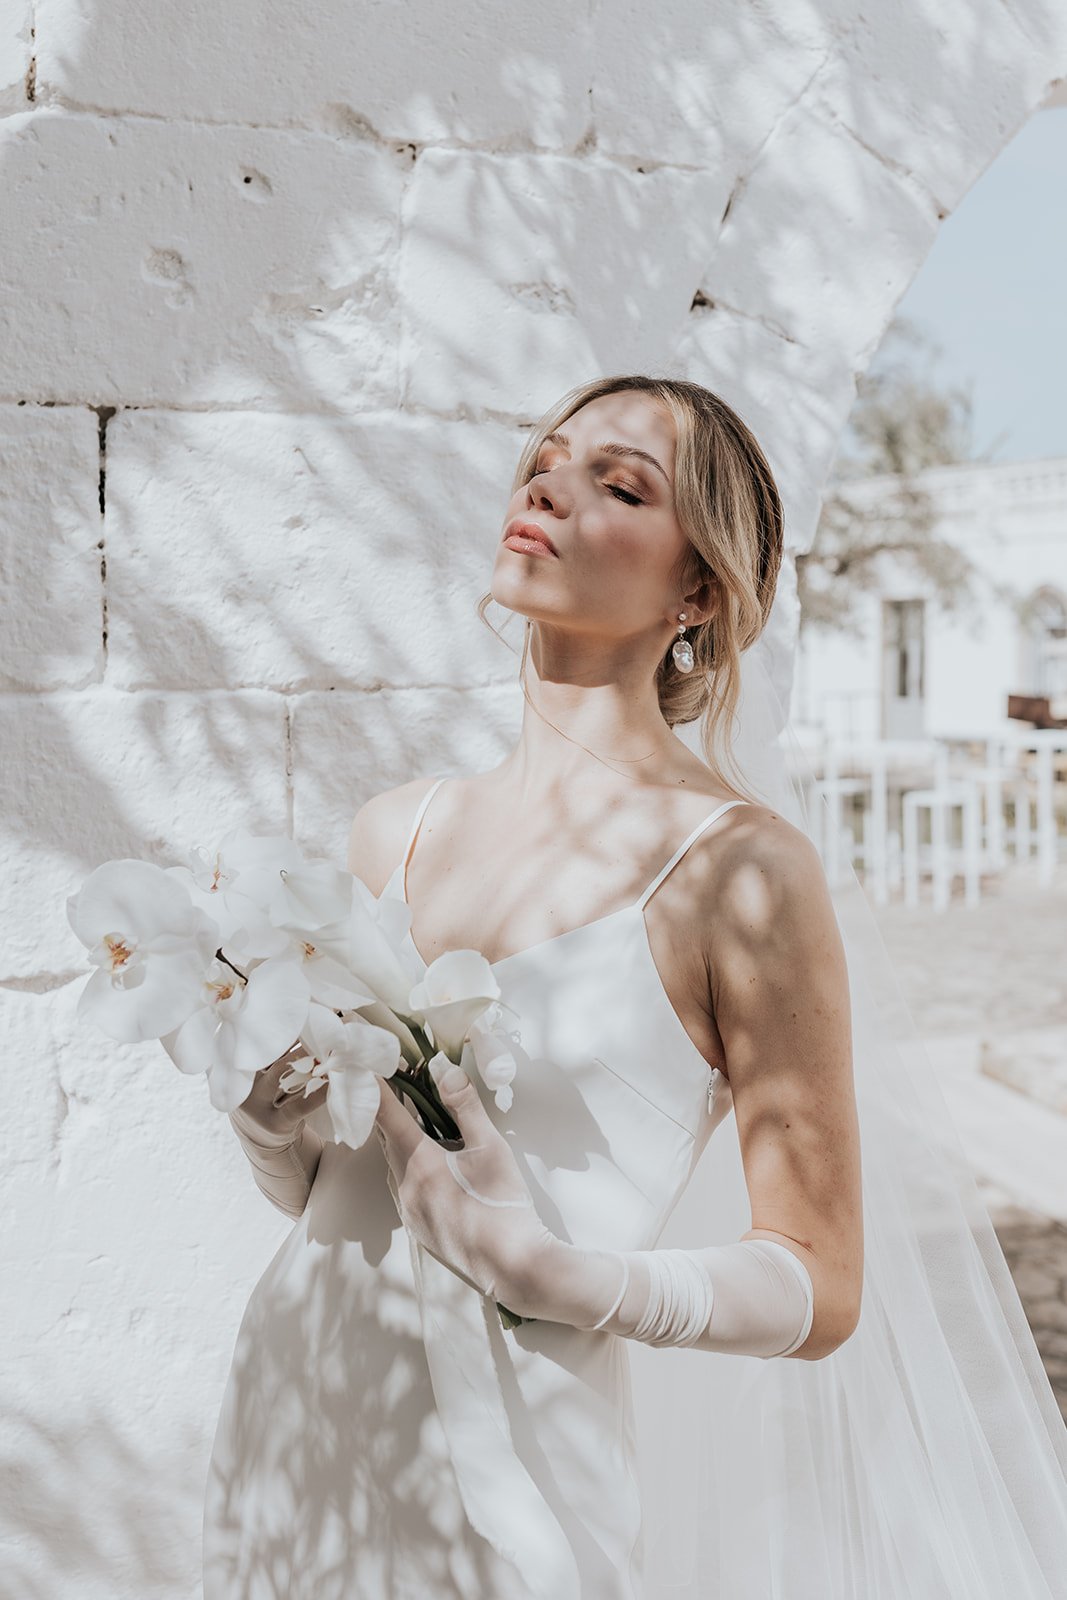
[594,531,677,622]
[597,510,674,584]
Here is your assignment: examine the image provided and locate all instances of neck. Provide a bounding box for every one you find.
[494,623,679,796]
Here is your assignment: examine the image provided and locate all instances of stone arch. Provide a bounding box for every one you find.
[3,9,1067,1595]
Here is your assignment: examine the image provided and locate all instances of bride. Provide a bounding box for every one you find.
[209,375,1067,1599]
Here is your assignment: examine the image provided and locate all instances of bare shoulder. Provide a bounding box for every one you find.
[703,801,853,1105]
[346,773,444,894]
[704,802,843,967]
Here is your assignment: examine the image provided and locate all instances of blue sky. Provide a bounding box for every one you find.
[892,107,1066,464]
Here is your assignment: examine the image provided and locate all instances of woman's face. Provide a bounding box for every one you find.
[492,390,708,646]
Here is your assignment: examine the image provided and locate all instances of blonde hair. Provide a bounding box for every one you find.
[476,373,784,795]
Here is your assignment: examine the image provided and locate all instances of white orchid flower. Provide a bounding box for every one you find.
[407,949,502,1061]
[347,875,427,1015]
[280,875,424,1018]
[166,831,307,961]
[266,889,395,1015]
[268,857,354,932]
[460,999,528,1113]
[272,918,381,1011]
[160,954,312,1113]
[278,1001,401,1150]
[67,859,220,1043]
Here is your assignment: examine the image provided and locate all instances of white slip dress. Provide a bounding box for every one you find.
[203,777,748,1599]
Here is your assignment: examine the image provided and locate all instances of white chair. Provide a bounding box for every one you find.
[988,731,1065,882]
[850,738,940,907]
[961,745,1035,871]
[902,782,982,911]
[813,774,870,886]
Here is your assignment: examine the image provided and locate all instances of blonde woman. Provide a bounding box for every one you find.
[205,376,1067,1599]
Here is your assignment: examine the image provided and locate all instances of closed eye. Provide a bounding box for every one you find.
[532,450,645,507]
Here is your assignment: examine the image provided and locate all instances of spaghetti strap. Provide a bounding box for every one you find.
[401,776,450,872]
[635,798,750,911]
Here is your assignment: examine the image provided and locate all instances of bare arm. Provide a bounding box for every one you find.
[707,809,863,1357]
[500,809,862,1359]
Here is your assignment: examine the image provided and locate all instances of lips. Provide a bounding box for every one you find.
[503,520,559,557]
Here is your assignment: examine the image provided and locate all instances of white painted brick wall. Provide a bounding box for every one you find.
[3,5,1065,1594]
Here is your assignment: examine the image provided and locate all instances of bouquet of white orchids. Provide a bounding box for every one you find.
[67,828,531,1320]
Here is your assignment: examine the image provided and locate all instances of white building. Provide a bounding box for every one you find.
[796,456,1067,744]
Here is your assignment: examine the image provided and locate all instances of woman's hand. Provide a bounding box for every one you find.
[230,1045,329,1149]
[374,1056,563,1319]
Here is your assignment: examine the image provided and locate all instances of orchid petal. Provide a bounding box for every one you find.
[205,1056,261,1114]
[408,949,501,1059]
[77,944,213,1043]
[159,956,310,1085]
[333,877,426,1015]
[69,858,210,949]
[271,860,353,931]
[324,1067,385,1151]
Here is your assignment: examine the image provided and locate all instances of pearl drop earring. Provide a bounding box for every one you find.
[672,611,694,674]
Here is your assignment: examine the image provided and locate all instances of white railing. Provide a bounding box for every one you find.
[802,729,1067,909]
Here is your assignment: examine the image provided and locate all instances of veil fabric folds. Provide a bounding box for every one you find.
[626,632,1067,1597]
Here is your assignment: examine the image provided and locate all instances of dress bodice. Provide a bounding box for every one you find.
[382,775,744,1254]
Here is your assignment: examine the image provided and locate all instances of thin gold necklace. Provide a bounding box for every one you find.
[517,631,674,778]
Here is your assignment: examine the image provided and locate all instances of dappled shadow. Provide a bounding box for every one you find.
[0,1399,204,1600]
[4,1,1064,1595]
[203,1134,519,1599]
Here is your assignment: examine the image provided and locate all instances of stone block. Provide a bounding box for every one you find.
[34,0,593,147]
[1,0,32,110]
[0,973,295,1600]
[289,682,523,863]
[104,409,525,690]
[798,0,1067,212]
[592,0,823,172]
[0,111,403,408]
[0,688,286,978]
[0,404,103,688]
[708,102,939,360]
[400,149,731,417]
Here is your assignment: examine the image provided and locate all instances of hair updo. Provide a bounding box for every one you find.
[477,373,784,790]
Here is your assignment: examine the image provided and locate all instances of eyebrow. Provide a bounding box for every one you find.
[543,429,671,486]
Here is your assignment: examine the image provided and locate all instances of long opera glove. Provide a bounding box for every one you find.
[228,1104,325,1221]
[396,1059,814,1350]
[536,1236,815,1357]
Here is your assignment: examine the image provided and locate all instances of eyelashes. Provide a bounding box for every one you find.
[531,459,644,507]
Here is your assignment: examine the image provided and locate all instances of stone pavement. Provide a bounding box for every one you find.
[870,858,1067,1422]
[979,1195,1067,1424]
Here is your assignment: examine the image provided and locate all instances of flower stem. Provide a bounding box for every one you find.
[215,949,248,983]
[496,1302,534,1331]
[389,1071,460,1142]
[389,1053,535,1333]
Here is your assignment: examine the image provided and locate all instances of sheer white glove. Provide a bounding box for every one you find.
[535,1235,815,1357]
[374,1054,813,1354]
[228,1046,328,1221]
[373,1054,559,1316]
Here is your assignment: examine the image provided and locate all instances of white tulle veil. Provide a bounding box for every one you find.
[626,617,1067,1597]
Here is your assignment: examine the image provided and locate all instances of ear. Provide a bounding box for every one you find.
[679,572,718,630]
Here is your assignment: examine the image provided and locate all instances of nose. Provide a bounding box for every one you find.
[527,465,569,516]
